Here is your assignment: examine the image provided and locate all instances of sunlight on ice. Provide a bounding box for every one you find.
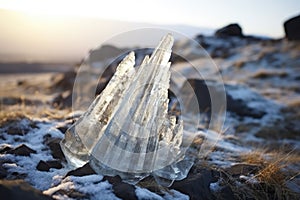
[60,34,194,186]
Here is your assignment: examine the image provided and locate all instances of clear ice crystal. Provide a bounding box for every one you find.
[60,34,193,186]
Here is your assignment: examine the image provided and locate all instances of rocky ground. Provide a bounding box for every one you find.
[0,25,300,199]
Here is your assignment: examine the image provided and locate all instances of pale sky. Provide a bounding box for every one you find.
[0,0,299,62]
[0,0,299,37]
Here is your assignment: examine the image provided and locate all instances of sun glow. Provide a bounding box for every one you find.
[0,0,298,63]
[0,0,182,25]
[0,0,102,18]
[0,0,170,22]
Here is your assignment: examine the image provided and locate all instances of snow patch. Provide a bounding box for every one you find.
[135,187,163,200]
[44,175,120,200]
[210,181,222,192]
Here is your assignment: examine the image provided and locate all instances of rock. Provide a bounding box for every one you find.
[226,93,266,119]
[171,167,218,200]
[7,127,29,136]
[103,176,138,200]
[0,163,8,179]
[137,176,164,195]
[181,79,266,119]
[255,125,300,140]
[17,80,26,86]
[36,160,63,172]
[180,79,212,114]
[65,163,96,177]
[55,125,69,134]
[10,172,27,180]
[0,145,12,154]
[213,185,235,200]
[5,119,37,136]
[210,46,232,59]
[51,70,76,92]
[0,179,52,200]
[88,45,128,63]
[215,23,243,37]
[36,161,50,172]
[284,15,300,40]
[7,144,36,156]
[52,90,72,108]
[45,138,66,161]
[195,34,210,49]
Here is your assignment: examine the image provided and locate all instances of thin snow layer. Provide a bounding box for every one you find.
[0,119,69,190]
[136,188,163,200]
[0,118,189,199]
[209,180,222,192]
[44,175,120,200]
[226,83,283,130]
[135,187,189,200]
[226,83,281,113]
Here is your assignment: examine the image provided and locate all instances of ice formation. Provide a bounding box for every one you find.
[60,34,193,186]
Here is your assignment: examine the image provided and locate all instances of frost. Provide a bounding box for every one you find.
[135,187,164,200]
[44,175,120,200]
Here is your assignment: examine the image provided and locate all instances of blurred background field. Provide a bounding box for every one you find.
[0,1,299,199]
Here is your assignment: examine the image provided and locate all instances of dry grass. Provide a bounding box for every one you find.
[256,162,285,185]
[226,149,300,199]
[251,69,288,79]
[0,109,28,126]
[287,98,300,108]
[281,98,300,119]
[241,151,266,165]
[233,60,246,68]
[0,102,70,127]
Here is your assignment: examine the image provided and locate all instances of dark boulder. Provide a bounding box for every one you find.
[36,160,63,172]
[213,185,235,200]
[7,144,36,156]
[215,23,243,37]
[284,15,300,40]
[180,79,266,120]
[103,176,138,200]
[226,93,266,119]
[65,163,96,177]
[0,180,52,200]
[0,145,12,154]
[7,126,29,136]
[55,125,69,134]
[44,138,66,161]
[171,167,218,200]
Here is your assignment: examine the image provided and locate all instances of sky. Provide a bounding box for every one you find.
[1,0,299,37]
[0,0,299,62]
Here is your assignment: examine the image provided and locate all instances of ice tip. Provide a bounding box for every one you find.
[163,33,174,45]
[156,33,174,51]
[126,51,135,61]
[165,33,174,40]
[128,51,135,58]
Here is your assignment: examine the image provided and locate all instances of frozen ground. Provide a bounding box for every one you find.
[0,36,299,199]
